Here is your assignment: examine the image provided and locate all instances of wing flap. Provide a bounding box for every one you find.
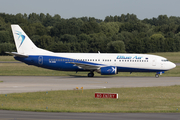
[67,62,101,70]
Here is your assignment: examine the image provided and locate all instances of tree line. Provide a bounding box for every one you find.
[0,13,180,55]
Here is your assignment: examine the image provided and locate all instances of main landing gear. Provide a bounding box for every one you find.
[88,71,94,77]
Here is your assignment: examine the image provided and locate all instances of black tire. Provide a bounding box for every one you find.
[88,73,94,77]
[155,74,159,78]
[92,73,94,77]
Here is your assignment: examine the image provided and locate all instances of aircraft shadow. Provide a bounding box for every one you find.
[68,75,115,78]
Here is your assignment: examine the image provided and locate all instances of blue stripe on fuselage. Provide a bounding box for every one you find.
[14,55,166,72]
[14,55,103,71]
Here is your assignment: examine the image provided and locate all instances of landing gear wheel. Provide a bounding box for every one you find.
[88,73,94,77]
[155,74,159,78]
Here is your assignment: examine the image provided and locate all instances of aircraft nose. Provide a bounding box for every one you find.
[173,63,176,68]
[170,62,176,69]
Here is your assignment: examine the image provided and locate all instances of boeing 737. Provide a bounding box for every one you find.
[7,25,176,78]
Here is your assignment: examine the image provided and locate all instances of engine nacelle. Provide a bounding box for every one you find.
[97,66,118,75]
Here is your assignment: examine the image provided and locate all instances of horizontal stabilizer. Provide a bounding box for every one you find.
[6,52,28,58]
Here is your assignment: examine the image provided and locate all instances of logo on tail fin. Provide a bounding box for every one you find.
[16,31,25,48]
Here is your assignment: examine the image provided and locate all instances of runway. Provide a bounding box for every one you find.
[0,76,180,94]
[0,110,180,120]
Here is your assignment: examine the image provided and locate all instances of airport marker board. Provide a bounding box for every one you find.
[95,92,118,99]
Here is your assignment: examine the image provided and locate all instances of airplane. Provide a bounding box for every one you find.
[6,25,176,78]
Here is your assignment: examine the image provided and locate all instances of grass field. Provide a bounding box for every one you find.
[0,86,180,113]
[0,56,16,61]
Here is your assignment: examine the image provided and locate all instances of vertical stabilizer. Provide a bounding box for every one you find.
[11,25,52,55]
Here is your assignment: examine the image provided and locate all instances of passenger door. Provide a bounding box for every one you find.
[152,58,156,66]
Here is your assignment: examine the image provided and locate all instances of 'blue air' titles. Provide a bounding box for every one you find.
[116,56,143,59]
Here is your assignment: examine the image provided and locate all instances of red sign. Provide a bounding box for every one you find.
[95,93,118,99]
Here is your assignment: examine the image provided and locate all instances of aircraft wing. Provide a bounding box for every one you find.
[67,62,101,70]
[6,52,29,58]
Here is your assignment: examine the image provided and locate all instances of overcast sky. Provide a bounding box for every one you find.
[1,0,180,20]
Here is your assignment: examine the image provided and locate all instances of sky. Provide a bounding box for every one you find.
[0,0,180,20]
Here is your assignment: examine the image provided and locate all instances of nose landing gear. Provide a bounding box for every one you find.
[155,71,164,78]
[155,74,159,78]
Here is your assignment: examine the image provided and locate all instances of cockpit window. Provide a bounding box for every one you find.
[161,59,168,62]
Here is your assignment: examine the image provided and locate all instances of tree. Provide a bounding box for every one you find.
[79,41,89,53]
[174,33,180,51]
[43,13,53,27]
[149,33,165,52]
[81,21,100,34]
[164,38,175,52]
[48,41,69,52]
[0,17,6,30]
[0,43,15,54]
[78,33,91,42]
[33,23,47,36]
[100,22,120,37]
[107,41,126,53]
[128,38,144,53]
[36,35,54,49]
[0,31,10,43]
[28,13,40,23]
[118,31,133,52]
[61,34,78,43]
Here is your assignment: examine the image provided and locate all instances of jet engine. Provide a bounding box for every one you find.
[96,66,118,75]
